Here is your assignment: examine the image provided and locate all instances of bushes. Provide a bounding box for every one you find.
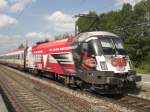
[136,63,150,74]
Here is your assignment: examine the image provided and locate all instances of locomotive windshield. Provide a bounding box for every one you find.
[73,36,126,70]
[99,37,126,55]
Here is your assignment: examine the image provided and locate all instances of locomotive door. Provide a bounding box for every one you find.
[26,47,35,69]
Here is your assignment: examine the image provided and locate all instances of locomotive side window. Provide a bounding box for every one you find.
[81,41,97,57]
[81,42,88,52]
[88,41,95,57]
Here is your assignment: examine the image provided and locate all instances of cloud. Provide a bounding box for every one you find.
[26,32,51,39]
[0,14,18,28]
[45,11,76,33]
[0,0,36,28]
[10,0,35,13]
[0,34,22,44]
[0,34,25,52]
[0,0,8,12]
[10,2,25,13]
[0,31,51,52]
[115,0,143,6]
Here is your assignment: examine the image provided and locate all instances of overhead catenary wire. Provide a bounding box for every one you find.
[0,1,33,53]
[14,0,33,20]
[74,0,129,34]
[14,0,33,47]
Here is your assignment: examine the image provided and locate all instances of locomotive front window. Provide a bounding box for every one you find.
[100,38,115,55]
[113,38,126,55]
[113,39,124,49]
[99,37,126,55]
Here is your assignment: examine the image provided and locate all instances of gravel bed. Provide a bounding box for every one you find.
[2,65,135,112]
[128,82,150,100]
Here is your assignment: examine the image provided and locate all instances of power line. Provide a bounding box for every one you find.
[73,0,126,34]
[74,14,100,34]
[15,1,33,20]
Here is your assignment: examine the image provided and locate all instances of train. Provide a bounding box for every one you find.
[0,31,141,94]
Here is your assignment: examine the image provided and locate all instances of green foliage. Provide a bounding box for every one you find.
[136,62,150,74]
[76,1,150,73]
[18,43,25,49]
[77,11,99,33]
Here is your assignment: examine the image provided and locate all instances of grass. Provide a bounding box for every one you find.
[135,63,150,74]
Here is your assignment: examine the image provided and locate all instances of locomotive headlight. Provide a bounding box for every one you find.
[100,61,108,70]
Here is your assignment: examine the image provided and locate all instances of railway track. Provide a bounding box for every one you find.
[84,85,150,112]
[83,90,150,112]
[0,65,92,112]
[0,65,150,112]
[116,95,150,112]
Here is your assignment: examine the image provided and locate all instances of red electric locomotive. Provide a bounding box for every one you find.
[26,31,141,94]
[0,31,141,94]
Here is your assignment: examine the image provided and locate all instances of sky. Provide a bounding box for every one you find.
[0,0,143,52]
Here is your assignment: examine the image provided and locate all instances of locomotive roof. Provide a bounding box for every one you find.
[32,38,69,49]
[32,31,119,50]
[75,31,119,42]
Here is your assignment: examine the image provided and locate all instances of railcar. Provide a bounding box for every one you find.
[27,31,141,94]
[0,48,25,69]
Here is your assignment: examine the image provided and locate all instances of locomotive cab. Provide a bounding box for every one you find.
[73,32,141,94]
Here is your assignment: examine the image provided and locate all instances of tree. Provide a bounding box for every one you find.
[18,43,25,49]
[76,11,99,33]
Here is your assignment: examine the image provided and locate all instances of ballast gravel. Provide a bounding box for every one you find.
[3,65,135,112]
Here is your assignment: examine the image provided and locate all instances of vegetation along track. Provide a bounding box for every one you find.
[0,65,93,112]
